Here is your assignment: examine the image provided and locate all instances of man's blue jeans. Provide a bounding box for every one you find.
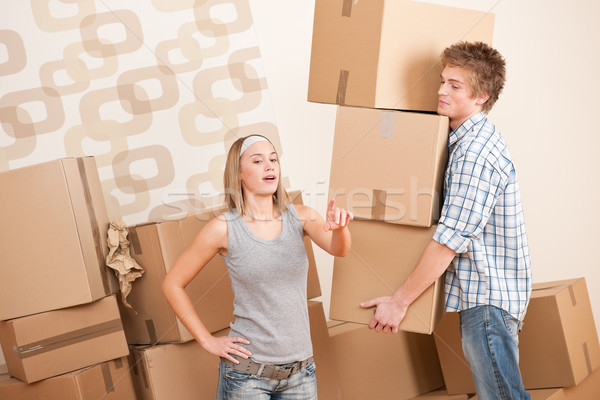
[216,359,318,400]
[459,305,531,400]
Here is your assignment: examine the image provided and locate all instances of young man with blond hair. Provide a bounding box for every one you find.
[362,41,532,400]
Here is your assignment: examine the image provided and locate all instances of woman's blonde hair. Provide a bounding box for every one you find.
[223,135,290,215]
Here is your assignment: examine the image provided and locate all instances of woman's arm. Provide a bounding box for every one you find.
[161,216,251,363]
[296,200,352,257]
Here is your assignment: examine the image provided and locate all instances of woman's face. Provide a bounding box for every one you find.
[239,140,280,196]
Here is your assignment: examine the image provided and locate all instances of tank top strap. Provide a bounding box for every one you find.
[285,204,305,238]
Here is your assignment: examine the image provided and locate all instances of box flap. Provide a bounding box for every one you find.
[308,0,384,107]
[531,278,582,298]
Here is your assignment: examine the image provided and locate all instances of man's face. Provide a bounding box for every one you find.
[437,65,488,130]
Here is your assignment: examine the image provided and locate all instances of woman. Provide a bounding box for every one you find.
[162,135,352,399]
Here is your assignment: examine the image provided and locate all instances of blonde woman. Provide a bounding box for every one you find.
[162,135,352,399]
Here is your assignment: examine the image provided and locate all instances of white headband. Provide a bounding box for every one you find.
[240,136,270,157]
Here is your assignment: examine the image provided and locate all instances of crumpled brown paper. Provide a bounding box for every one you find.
[106,218,144,310]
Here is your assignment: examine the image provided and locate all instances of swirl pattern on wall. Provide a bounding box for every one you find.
[0,0,283,224]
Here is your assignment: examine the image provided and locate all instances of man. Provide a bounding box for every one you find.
[361,41,532,400]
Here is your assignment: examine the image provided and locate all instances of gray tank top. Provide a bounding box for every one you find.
[221,204,313,364]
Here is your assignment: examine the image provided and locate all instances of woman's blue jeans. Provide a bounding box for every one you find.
[216,359,318,400]
[459,305,531,400]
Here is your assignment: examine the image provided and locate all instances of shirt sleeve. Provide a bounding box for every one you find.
[433,150,505,253]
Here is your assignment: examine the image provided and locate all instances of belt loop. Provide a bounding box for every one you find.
[256,364,265,376]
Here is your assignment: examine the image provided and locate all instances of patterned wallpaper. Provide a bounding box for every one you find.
[0,0,283,225]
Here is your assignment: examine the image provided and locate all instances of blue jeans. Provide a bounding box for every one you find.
[459,305,531,400]
[216,359,318,400]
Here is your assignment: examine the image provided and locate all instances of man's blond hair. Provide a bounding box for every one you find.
[441,41,506,113]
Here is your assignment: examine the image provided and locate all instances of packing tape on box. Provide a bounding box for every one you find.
[342,0,353,17]
[379,111,395,138]
[131,350,150,389]
[584,342,593,375]
[145,319,158,344]
[101,362,115,393]
[569,285,577,306]
[128,228,143,255]
[128,353,141,383]
[337,70,349,105]
[76,158,110,293]
[128,354,137,374]
[371,189,387,220]
[13,318,122,359]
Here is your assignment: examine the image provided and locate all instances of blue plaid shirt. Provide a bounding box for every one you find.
[433,113,532,322]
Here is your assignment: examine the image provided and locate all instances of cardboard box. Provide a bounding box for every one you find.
[119,191,321,344]
[328,321,444,400]
[432,312,474,394]
[329,106,449,227]
[119,207,234,344]
[330,221,444,334]
[308,0,495,111]
[0,295,129,383]
[307,301,342,400]
[130,301,337,400]
[409,389,469,400]
[434,278,600,394]
[130,331,225,400]
[562,364,600,399]
[0,357,136,400]
[519,278,600,388]
[0,157,117,320]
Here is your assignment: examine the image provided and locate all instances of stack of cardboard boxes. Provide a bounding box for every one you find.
[0,157,136,398]
[0,157,345,399]
[307,1,493,399]
[308,1,600,399]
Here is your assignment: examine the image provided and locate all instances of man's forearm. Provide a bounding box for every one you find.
[393,239,456,306]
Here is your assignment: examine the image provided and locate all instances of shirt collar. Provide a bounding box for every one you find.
[448,112,486,147]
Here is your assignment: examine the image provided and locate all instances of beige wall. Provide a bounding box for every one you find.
[250,0,600,335]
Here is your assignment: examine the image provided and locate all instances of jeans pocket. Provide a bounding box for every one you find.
[224,364,252,381]
[501,310,519,342]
